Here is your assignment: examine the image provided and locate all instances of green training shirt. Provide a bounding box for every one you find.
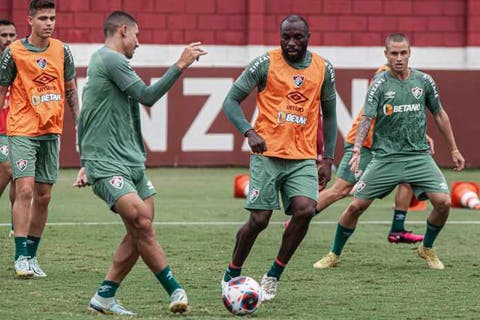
[363,69,442,159]
[78,46,181,166]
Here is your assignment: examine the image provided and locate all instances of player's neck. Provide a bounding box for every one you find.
[390,68,411,81]
[27,34,50,49]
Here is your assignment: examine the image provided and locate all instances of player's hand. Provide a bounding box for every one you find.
[72,167,89,187]
[245,129,267,154]
[175,42,208,70]
[426,134,435,154]
[349,148,361,174]
[317,158,333,191]
[451,150,465,171]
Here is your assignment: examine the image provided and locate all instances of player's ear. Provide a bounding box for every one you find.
[120,25,128,37]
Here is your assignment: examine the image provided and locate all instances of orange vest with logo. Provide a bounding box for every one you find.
[345,65,390,148]
[255,49,325,159]
[8,38,65,136]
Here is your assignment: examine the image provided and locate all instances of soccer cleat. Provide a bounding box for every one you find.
[169,288,190,314]
[14,255,34,278]
[260,274,278,302]
[388,230,424,244]
[29,257,47,278]
[417,244,445,270]
[313,252,339,269]
[88,296,137,316]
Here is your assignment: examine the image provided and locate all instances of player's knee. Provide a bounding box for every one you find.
[248,213,270,231]
[131,214,154,238]
[291,203,315,220]
[433,197,451,215]
[15,185,34,202]
[346,201,368,217]
[34,192,51,207]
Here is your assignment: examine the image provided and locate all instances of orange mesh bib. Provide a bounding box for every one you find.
[255,49,325,159]
[8,38,65,136]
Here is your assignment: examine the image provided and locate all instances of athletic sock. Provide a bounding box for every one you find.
[266,258,286,280]
[223,262,242,282]
[390,209,407,233]
[155,265,181,296]
[97,280,120,298]
[331,223,355,256]
[26,235,41,258]
[14,236,28,260]
[423,221,444,248]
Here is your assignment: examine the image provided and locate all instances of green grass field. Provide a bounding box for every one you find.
[0,168,479,319]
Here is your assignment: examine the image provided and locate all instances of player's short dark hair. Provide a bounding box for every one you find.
[29,0,55,16]
[280,15,309,34]
[0,19,15,27]
[385,33,410,49]
[103,11,137,38]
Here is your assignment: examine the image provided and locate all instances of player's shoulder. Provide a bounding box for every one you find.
[246,52,270,74]
[410,68,435,82]
[370,70,389,88]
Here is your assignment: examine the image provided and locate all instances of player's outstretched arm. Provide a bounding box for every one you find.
[349,115,372,173]
[175,42,208,70]
[433,109,465,171]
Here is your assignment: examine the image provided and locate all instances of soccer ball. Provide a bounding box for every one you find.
[222,276,263,316]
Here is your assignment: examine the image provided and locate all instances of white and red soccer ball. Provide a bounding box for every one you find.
[222,276,263,316]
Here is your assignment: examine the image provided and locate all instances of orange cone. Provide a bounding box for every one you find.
[451,181,480,210]
[408,195,427,211]
[234,174,249,198]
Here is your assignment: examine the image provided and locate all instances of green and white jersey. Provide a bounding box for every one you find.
[363,69,441,160]
[233,50,336,102]
[78,46,146,166]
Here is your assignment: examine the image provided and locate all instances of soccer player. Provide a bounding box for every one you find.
[222,15,337,301]
[73,11,206,316]
[314,33,464,270]
[313,65,431,246]
[0,19,17,237]
[0,0,79,278]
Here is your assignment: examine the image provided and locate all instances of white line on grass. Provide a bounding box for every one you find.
[0,220,480,227]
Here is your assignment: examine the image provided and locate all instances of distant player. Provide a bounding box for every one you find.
[314,33,464,270]
[222,15,337,301]
[0,19,17,237]
[0,0,79,278]
[74,11,206,316]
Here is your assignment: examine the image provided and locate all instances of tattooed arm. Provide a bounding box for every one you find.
[348,115,373,173]
[0,86,7,108]
[65,79,79,124]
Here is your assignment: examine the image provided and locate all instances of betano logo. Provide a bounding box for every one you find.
[278,111,307,125]
[31,93,61,106]
[383,103,421,116]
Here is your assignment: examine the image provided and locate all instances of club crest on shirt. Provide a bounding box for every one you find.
[293,74,305,87]
[16,159,28,172]
[249,188,260,202]
[36,57,47,69]
[411,87,423,99]
[110,176,124,189]
[0,145,8,156]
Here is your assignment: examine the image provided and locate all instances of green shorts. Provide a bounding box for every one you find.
[245,155,318,215]
[84,160,156,210]
[0,135,9,163]
[8,136,59,183]
[354,154,449,200]
[336,143,372,185]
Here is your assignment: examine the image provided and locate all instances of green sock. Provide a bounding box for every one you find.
[26,235,41,258]
[331,223,355,256]
[266,259,286,280]
[423,221,444,248]
[97,280,119,298]
[14,236,28,260]
[155,265,181,296]
[390,209,407,233]
[223,263,242,282]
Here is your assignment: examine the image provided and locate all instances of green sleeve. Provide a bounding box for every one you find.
[321,98,337,159]
[102,50,142,92]
[423,73,442,115]
[363,76,385,118]
[222,85,253,135]
[63,44,76,81]
[320,59,336,102]
[233,53,269,93]
[0,47,16,86]
[124,65,182,107]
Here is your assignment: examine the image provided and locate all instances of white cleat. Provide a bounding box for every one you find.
[29,257,47,278]
[15,255,34,278]
[88,295,137,316]
[260,274,278,302]
[169,288,190,314]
